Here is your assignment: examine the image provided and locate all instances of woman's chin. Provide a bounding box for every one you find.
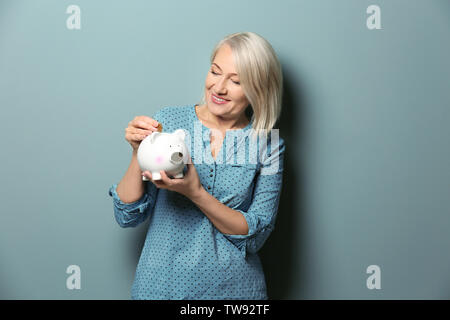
[208,102,231,113]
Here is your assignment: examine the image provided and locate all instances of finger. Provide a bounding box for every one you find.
[142,171,152,180]
[152,179,163,186]
[134,116,158,128]
[128,127,154,136]
[146,118,159,128]
[131,119,158,131]
[185,153,193,165]
[139,122,159,131]
[150,176,164,188]
[126,129,153,143]
[132,133,147,141]
[159,170,172,184]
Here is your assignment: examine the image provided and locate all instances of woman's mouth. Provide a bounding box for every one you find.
[211,93,230,105]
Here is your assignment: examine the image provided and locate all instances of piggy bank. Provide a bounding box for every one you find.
[137,129,189,181]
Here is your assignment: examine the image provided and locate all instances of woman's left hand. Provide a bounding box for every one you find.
[142,155,204,200]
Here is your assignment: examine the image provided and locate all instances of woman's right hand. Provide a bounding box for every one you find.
[125,116,160,152]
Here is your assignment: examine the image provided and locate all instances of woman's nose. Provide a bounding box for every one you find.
[215,77,228,93]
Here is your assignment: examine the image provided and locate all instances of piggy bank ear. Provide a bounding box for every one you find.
[149,132,161,143]
[173,129,186,141]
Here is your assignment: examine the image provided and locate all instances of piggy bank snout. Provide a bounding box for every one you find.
[170,151,184,164]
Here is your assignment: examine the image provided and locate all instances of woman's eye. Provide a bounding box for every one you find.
[210,69,239,84]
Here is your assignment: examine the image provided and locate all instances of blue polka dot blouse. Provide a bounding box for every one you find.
[108,104,285,300]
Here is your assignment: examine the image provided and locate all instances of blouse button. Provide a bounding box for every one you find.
[207,186,211,190]
[209,174,213,177]
[210,169,213,172]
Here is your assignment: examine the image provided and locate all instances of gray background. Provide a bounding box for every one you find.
[0,0,449,299]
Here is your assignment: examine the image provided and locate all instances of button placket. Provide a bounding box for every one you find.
[207,165,215,191]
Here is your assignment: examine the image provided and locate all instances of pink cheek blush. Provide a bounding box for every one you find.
[155,155,164,164]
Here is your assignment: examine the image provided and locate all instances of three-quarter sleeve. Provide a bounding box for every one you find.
[223,135,286,257]
[108,108,165,228]
[108,183,159,228]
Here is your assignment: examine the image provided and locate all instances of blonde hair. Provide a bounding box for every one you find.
[198,32,283,141]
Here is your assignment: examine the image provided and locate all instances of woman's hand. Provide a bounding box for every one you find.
[142,155,204,200]
[125,116,160,152]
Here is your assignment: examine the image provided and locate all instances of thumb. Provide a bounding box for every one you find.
[186,153,194,165]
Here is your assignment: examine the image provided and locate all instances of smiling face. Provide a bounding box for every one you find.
[204,43,250,126]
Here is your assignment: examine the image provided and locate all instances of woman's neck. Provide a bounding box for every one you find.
[197,104,249,131]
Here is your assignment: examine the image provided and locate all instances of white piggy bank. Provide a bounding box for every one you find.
[137,129,189,181]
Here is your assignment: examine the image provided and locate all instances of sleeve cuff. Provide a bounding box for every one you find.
[108,183,150,214]
[222,209,258,257]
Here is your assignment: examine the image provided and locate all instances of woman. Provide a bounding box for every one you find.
[108,31,286,299]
